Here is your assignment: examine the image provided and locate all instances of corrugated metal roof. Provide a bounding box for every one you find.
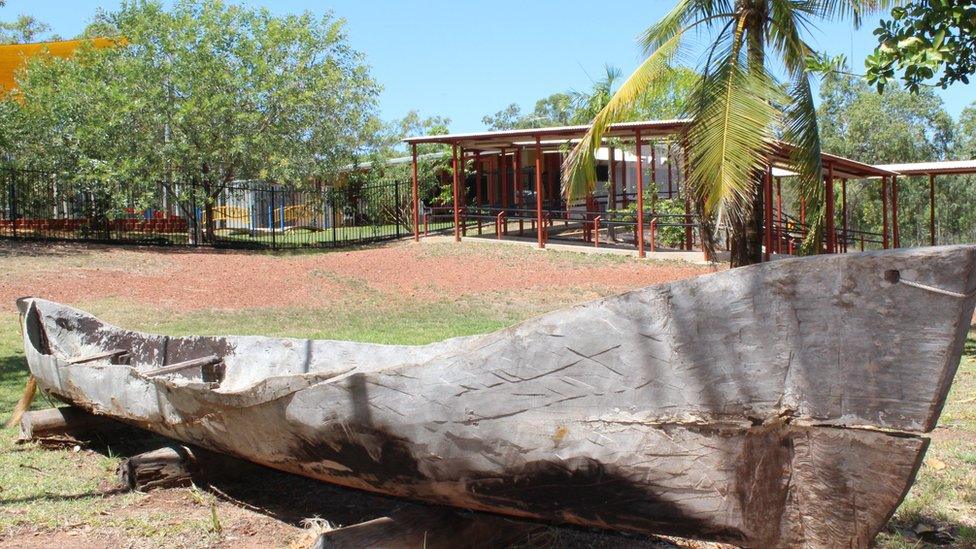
[404,120,897,179]
[403,119,692,149]
[873,160,976,176]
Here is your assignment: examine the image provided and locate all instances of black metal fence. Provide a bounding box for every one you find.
[0,168,411,249]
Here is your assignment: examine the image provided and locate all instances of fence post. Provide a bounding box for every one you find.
[9,171,16,239]
[188,185,196,246]
[270,185,277,250]
[331,187,338,247]
[395,180,402,238]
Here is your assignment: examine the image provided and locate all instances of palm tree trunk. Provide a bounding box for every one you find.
[729,7,769,268]
[729,174,764,267]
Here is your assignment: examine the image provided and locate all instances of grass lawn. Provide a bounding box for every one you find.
[0,240,973,547]
[211,221,457,247]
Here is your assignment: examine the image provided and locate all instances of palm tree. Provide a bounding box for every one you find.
[563,1,890,266]
[570,65,623,123]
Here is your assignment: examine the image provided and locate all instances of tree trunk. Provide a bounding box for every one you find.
[729,175,764,267]
[204,199,215,244]
[695,196,717,262]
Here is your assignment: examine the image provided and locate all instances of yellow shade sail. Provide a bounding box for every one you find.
[0,37,120,92]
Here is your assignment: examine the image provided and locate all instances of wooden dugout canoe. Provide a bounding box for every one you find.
[16,246,976,547]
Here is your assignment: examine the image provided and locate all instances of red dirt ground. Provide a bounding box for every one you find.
[0,240,715,310]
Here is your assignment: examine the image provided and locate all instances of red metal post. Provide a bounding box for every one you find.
[841,178,848,253]
[763,163,773,261]
[496,211,504,239]
[411,143,420,242]
[825,163,835,254]
[621,150,628,208]
[776,177,783,254]
[608,147,617,210]
[650,142,658,193]
[681,144,692,250]
[892,175,900,248]
[535,137,545,249]
[488,156,497,205]
[500,149,508,211]
[546,153,556,204]
[459,148,467,237]
[593,216,601,248]
[451,144,461,242]
[881,176,889,249]
[475,151,483,207]
[635,129,645,258]
[514,148,522,208]
[930,173,936,246]
[667,146,673,198]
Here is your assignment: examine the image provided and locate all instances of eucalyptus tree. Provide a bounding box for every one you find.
[483,93,575,130]
[564,1,890,266]
[5,0,380,243]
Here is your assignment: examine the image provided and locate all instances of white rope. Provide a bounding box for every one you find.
[899,278,976,299]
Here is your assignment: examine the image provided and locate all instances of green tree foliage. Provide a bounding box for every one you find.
[818,72,976,246]
[482,93,575,130]
[866,0,976,92]
[1,0,379,242]
[482,66,697,130]
[0,14,58,43]
[349,110,454,212]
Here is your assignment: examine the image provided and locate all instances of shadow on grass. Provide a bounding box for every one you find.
[882,515,975,546]
[0,486,129,506]
[0,349,30,413]
[964,333,976,358]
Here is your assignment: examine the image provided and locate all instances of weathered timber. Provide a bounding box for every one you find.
[144,354,224,382]
[15,246,976,548]
[118,445,197,491]
[312,506,545,549]
[18,406,120,441]
[67,348,128,364]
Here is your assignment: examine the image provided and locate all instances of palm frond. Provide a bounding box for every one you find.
[809,0,897,26]
[781,71,825,254]
[684,25,783,220]
[640,0,735,55]
[562,32,684,200]
[768,0,817,73]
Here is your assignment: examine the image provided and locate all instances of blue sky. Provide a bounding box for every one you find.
[7,1,975,132]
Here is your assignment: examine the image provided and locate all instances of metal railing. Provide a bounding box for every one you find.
[0,168,411,250]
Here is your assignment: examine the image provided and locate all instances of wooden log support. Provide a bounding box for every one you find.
[118,444,198,491]
[143,355,223,382]
[312,506,544,549]
[19,406,121,441]
[67,348,128,364]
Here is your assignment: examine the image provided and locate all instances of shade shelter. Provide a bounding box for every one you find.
[404,120,901,259]
[872,161,976,247]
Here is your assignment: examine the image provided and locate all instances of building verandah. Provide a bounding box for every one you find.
[403,120,950,260]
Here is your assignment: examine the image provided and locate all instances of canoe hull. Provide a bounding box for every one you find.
[18,246,976,547]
